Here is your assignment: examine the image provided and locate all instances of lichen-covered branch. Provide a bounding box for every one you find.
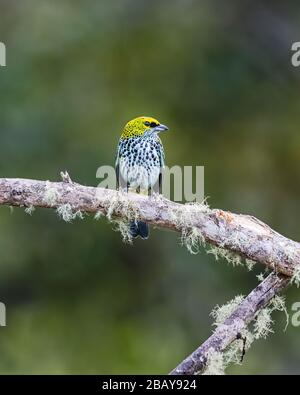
[170,272,290,375]
[0,176,299,277]
[0,175,297,374]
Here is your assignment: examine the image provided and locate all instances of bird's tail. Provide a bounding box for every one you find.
[129,221,149,239]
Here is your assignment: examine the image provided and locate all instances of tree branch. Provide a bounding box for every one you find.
[0,177,299,277]
[0,176,297,374]
[170,272,290,375]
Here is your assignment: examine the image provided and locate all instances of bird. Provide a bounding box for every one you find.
[115,116,168,239]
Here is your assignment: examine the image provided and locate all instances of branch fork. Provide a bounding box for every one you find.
[0,174,297,374]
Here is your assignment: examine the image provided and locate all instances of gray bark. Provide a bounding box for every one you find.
[170,272,289,375]
[0,176,296,374]
[0,176,298,277]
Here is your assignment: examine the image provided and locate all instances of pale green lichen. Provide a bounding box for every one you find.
[25,205,35,215]
[245,259,256,271]
[202,350,225,375]
[112,219,133,244]
[168,201,209,253]
[170,201,209,230]
[56,204,84,222]
[206,245,257,270]
[104,191,139,222]
[205,293,288,375]
[223,330,254,366]
[253,296,288,340]
[43,181,58,206]
[270,295,289,332]
[253,308,274,339]
[210,295,245,326]
[207,246,243,267]
[99,191,140,243]
[291,265,300,288]
[256,272,265,282]
[94,211,103,220]
[103,194,209,246]
[175,211,255,269]
[181,226,205,254]
[210,294,253,366]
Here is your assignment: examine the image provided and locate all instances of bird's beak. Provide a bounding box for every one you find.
[154,124,169,133]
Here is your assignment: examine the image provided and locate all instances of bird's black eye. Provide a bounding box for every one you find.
[150,122,158,128]
[144,121,150,126]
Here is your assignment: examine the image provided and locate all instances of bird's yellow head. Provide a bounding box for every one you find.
[121,116,168,139]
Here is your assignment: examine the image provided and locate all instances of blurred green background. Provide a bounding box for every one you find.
[0,0,299,374]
